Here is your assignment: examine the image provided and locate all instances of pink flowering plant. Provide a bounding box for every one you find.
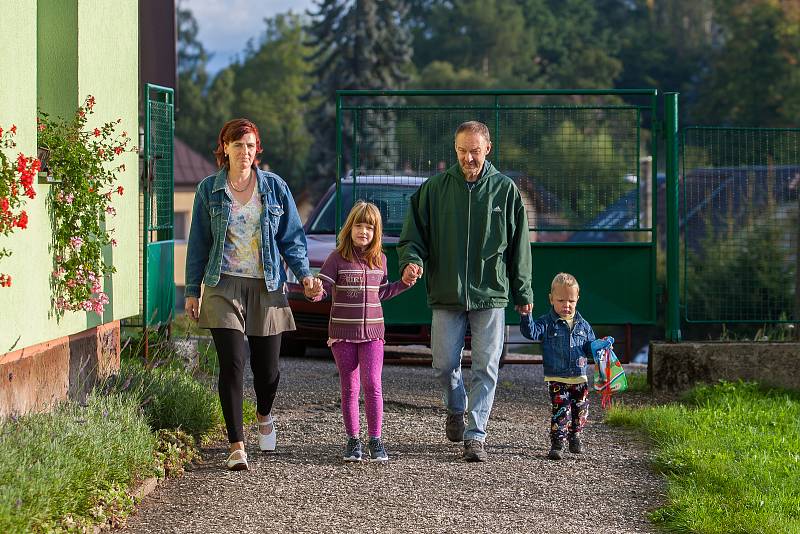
[0,124,39,287]
[38,95,131,315]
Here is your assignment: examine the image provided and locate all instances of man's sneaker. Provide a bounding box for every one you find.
[463,439,487,462]
[446,412,465,442]
[548,442,564,460]
[367,437,389,462]
[569,435,584,454]
[344,437,363,462]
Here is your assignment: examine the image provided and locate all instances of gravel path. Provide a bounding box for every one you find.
[124,351,666,534]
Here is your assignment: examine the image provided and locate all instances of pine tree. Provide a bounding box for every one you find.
[306,0,412,188]
[175,4,214,158]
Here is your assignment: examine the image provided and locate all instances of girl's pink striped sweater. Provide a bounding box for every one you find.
[314,250,411,340]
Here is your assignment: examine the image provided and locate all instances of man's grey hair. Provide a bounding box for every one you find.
[454,121,491,144]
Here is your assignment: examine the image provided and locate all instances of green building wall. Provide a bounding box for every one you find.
[0,0,140,353]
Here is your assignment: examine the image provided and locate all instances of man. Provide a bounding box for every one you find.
[398,121,533,462]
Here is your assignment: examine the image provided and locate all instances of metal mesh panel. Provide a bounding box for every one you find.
[682,127,800,323]
[143,85,175,327]
[338,90,659,326]
[147,99,174,235]
[342,93,651,243]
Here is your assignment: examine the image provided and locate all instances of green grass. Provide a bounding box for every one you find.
[625,371,649,392]
[0,393,157,532]
[607,381,800,533]
[0,329,248,531]
[106,357,224,437]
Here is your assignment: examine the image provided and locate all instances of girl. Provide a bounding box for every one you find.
[306,201,417,461]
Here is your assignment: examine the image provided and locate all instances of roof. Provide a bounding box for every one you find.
[174,138,217,188]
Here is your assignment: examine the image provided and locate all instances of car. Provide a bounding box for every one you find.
[281,173,430,357]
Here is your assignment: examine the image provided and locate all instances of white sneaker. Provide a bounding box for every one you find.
[258,415,277,452]
[226,449,248,471]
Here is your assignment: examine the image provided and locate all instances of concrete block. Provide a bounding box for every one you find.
[650,341,800,392]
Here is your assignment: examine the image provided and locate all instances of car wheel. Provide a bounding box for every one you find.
[280,336,306,358]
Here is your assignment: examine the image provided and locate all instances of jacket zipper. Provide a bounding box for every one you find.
[465,187,472,310]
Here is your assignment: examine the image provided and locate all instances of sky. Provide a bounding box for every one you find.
[183,0,317,73]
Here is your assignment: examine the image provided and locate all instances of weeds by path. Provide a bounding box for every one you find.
[0,392,156,532]
[607,380,800,533]
[0,330,245,532]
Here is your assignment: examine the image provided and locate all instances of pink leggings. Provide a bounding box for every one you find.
[331,340,384,438]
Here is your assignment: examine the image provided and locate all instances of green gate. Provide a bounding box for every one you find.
[336,90,660,330]
[142,84,175,327]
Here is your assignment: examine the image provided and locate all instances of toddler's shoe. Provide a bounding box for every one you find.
[258,414,277,452]
[547,442,564,461]
[344,437,363,462]
[367,436,388,462]
[569,435,584,454]
[226,449,249,471]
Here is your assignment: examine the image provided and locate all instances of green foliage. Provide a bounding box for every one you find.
[692,0,800,127]
[535,120,632,224]
[173,0,800,197]
[0,393,157,533]
[607,381,800,533]
[107,353,223,438]
[306,0,412,182]
[38,95,132,316]
[232,14,315,189]
[686,205,795,323]
[0,124,38,287]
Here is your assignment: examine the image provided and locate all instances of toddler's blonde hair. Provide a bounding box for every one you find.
[550,272,580,292]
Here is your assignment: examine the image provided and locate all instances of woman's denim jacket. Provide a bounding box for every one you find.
[519,308,596,377]
[184,168,311,298]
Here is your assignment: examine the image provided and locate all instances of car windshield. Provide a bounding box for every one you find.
[307,183,420,237]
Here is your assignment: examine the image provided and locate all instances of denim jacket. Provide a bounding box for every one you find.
[184,167,311,298]
[519,308,596,377]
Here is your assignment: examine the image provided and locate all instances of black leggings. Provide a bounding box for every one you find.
[210,329,281,443]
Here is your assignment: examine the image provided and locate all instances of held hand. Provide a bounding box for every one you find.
[185,296,200,322]
[302,276,322,299]
[515,303,533,315]
[403,263,423,283]
[591,337,614,353]
[401,267,417,286]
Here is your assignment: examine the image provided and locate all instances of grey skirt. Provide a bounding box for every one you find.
[198,274,296,336]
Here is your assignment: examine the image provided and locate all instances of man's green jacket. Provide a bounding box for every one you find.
[398,162,533,310]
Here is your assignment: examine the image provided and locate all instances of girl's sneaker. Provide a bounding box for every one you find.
[367,437,388,462]
[344,437,363,461]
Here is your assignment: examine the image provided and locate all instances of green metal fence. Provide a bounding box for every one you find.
[680,126,800,324]
[336,90,659,327]
[142,84,175,327]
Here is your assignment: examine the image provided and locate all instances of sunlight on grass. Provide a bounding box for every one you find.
[607,381,800,533]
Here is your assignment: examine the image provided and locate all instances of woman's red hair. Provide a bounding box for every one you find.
[213,118,263,169]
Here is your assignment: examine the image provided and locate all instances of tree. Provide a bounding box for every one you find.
[231,14,315,189]
[691,0,800,126]
[411,0,535,83]
[175,3,214,158]
[306,0,412,187]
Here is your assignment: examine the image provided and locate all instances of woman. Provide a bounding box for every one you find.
[184,118,320,470]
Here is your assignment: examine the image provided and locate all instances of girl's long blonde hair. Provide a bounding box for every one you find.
[337,201,383,268]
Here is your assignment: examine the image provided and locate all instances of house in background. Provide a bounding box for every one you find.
[0,0,176,418]
[173,138,216,311]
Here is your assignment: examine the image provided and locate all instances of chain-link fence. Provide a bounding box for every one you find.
[681,127,800,324]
